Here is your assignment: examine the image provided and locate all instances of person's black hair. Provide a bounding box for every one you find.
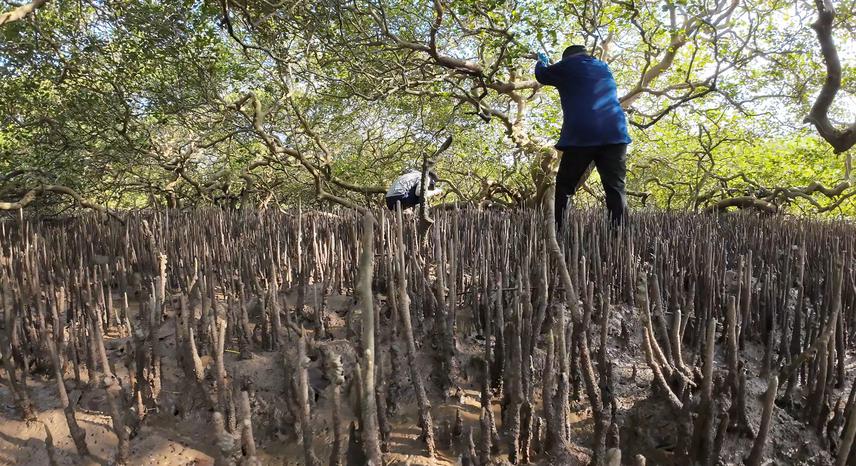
[562,45,587,59]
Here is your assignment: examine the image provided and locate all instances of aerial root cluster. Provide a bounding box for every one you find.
[1,208,855,465]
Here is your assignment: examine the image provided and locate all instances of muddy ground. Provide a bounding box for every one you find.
[0,279,843,466]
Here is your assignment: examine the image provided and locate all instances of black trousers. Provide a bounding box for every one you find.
[386,186,422,210]
[555,143,627,227]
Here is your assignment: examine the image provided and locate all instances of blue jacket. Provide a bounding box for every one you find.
[535,55,631,149]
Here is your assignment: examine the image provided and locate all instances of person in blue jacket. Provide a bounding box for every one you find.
[535,45,631,227]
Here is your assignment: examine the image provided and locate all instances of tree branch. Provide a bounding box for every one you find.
[804,0,856,153]
[0,0,48,27]
[703,196,778,214]
[233,92,375,210]
[0,184,123,221]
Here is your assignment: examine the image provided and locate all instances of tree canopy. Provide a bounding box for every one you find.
[1,0,854,215]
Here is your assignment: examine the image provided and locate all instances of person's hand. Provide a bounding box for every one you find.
[537,52,550,65]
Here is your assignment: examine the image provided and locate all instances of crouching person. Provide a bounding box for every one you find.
[385,168,442,211]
